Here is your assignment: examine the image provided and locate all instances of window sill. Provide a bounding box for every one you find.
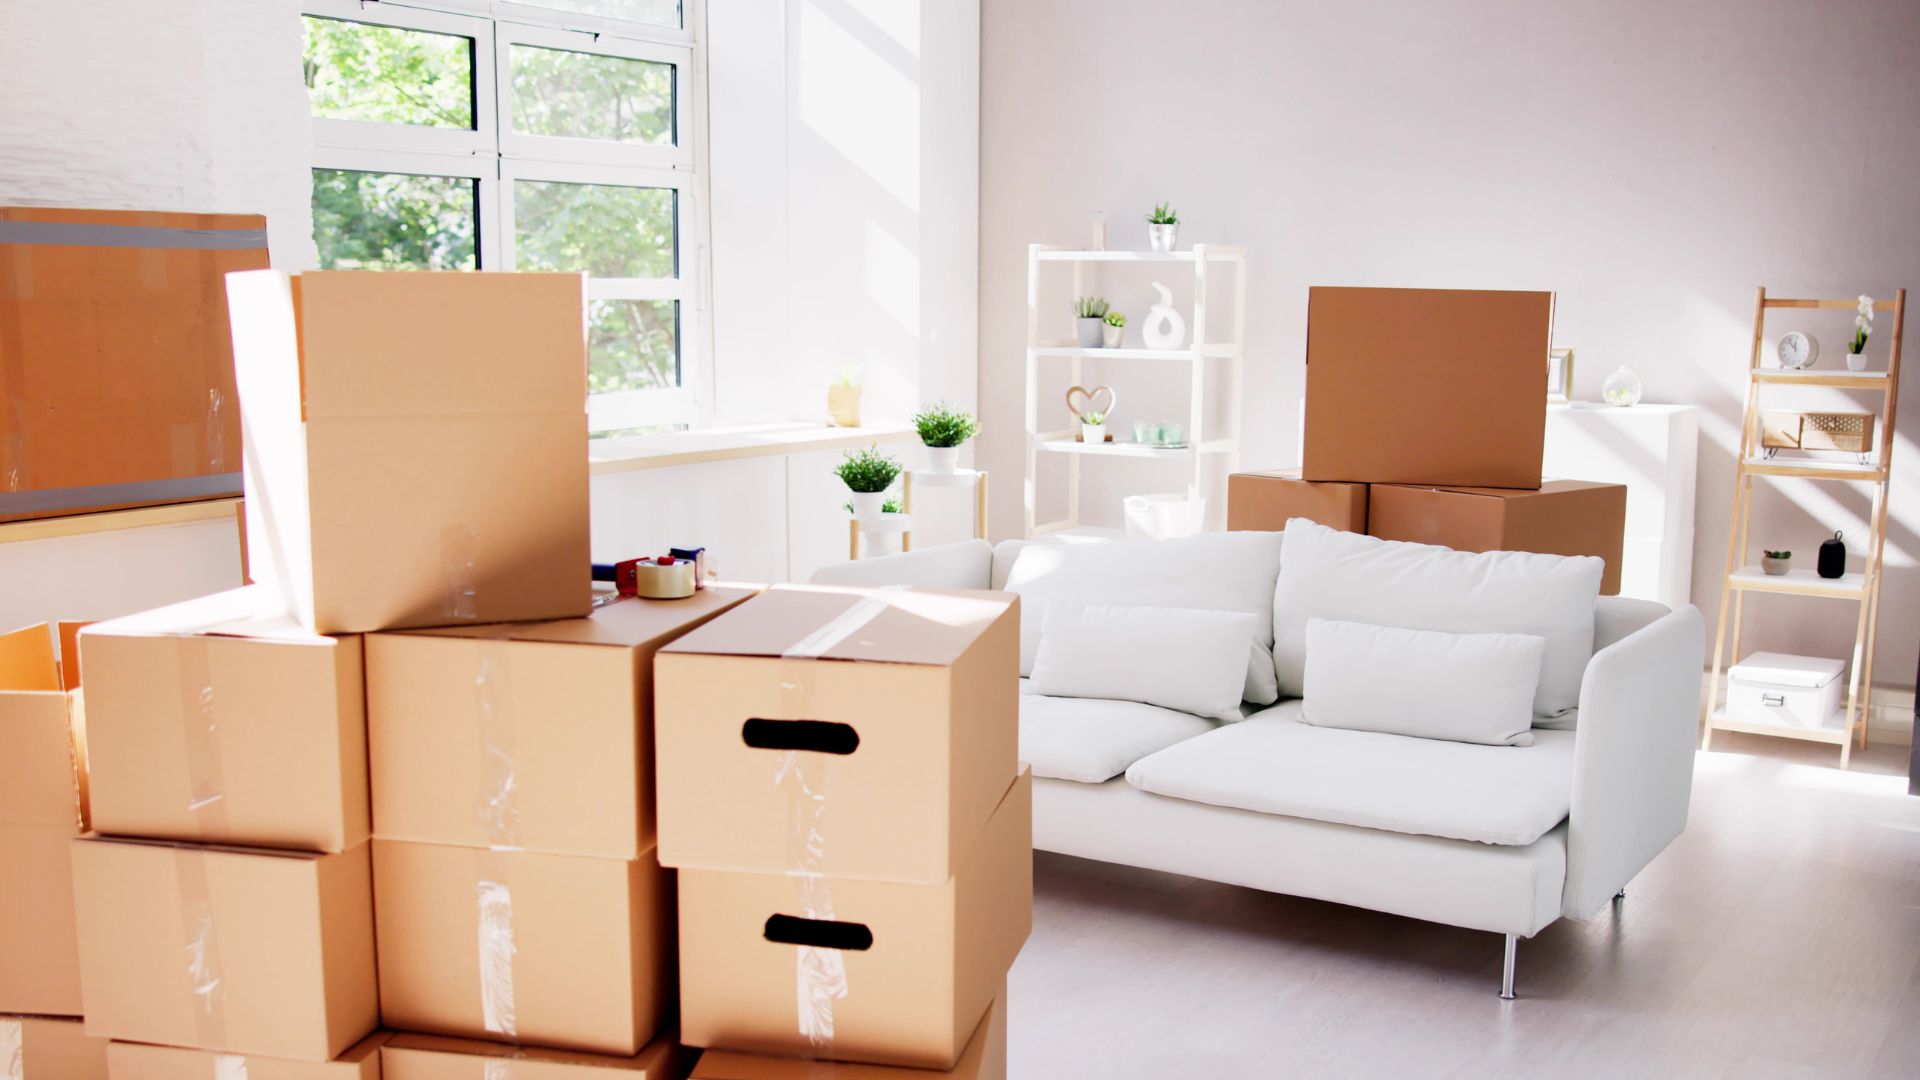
[589,422,917,475]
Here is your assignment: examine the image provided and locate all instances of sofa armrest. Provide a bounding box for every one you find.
[806,539,995,590]
[1561,604,1705,921]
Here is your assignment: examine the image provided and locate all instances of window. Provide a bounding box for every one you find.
[303,0,706,430]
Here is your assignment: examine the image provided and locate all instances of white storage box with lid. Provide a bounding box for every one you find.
[1726,652,1846,731]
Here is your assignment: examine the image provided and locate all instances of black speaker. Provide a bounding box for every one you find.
[1818,531,1846,579]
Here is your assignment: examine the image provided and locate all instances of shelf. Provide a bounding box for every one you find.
[905,468,984,488]
[1762,297,1897,310]
[1030,344,1235,362]
[1037,437,1235,460]
[1728,567,1867,599]
[1741,456,1883,480]
[1750,369,1891,389]
[1035,248,1245,263]
[848,512,913,534]
[1707,708,1851,746]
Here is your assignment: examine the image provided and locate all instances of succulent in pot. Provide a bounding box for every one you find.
[1074,296,1110,348]
[1080,410,1107,445]
[1761,549,1791,576]
[1146,201,1179,252]
[1102,310,1126,349]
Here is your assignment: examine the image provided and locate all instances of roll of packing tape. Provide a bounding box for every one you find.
[626,557,697,599]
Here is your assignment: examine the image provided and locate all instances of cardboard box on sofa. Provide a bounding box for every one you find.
[688,988,1005,1080]
[0,622,89,1016]
[1367,479,1627,594]
[655,585,1019,885]
[368,587,759,859]
[1226,469,1367,534]
[0,206,267,524]
[79,586,367,853]
[224,269,591,635]
[1301,286,1554,489]
[380,1031,694,1079]
[678,771,1031,1071]
[69,836,377,1061]
[1,1014,109,1079]
[373,840,674,1056]
[107,1031,389,1080]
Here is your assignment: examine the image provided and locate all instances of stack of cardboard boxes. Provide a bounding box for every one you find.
[655,584,1029,1080]
[1229,286,1627,587]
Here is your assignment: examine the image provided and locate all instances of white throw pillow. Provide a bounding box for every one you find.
[1301,618,1544,746]
[1002,531,1285,705]
[1272,519,1602,723]
[1031,601,1258,722]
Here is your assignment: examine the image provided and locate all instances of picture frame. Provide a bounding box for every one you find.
[1547,347,1575,404]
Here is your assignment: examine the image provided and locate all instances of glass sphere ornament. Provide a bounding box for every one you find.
[1601,366,1643,407]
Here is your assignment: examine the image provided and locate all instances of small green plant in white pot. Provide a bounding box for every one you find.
[1074,296,1109,348]
[836,445,901,520]
[1102,310,1126,349]
[913,403,979,475]
[1848,295,1874,371]
[1080,410,1107,444]
[1146,201,1178,252]
[1762,549,1791,575]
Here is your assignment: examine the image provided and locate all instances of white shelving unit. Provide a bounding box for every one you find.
[1023,243,1247,537]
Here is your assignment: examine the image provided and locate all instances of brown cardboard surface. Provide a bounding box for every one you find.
[373,840,673,1056]
[0,624,88,1016]
[225,269,591,634]
[368,588,759,859]
[656,586,1019,885]
[0,207,266,523]
[4,1014,110,1079]
[106,1031,389,1079]
[381,1031,694,1079]
[1226,469,1367,533]
[678,771,1031,1071]
[1302,287,1553,489]
[688,990,1005,1079]
[69,836,378,1061]
[1367,480,1627,594]
[80,586,367,852]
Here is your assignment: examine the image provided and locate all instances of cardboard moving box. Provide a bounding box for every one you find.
[69,837,378,1061]
[678,771,1032,1071]
[225,270,592,634]
[1226,469,1367,534]
[369,587,759,859]
[0,623,89,1016]
[1,1014,110,1079]
[1302,287,1554,489]
[689,989,1005,1080]
[0,206,267,523]
[656,585,1019,885]
[107,1031,389,1079]
[373,840,674,1056]
[80,586,368,853]
[380,1031,694,1079]
[1367,480,1627,594]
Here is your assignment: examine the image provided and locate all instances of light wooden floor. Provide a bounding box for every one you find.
[1008,734,1920,1078]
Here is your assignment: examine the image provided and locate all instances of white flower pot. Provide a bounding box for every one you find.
[1080,422,1106,444]
[1148,222,1178,252]
[1847,351,1868,372]
[848,490,886,521]
[1101,323,1123,348]
[925,445,960,474]
[1075,317,1105,348]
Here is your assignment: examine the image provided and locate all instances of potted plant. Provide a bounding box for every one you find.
[1762,549,1791,576]
[1074,297,1109,348]
[1080,410,1107,444]
[1102,310,1126,349]
[1848,295,1874,372]
[827,362,862,427]
[1146,201,1178,252]
[913,403,979,474]
[835,445,900,520]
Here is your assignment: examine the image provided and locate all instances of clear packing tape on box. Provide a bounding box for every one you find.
[472,633,521,1039]
[175,637,231,1051]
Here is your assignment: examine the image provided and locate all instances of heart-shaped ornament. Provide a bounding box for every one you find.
[1064,384,1117,421]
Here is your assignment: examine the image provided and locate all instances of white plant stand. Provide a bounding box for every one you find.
[1023,244,1246,538]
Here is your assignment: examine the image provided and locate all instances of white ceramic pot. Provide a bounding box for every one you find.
[1076,317,1105,348]
[848,490,885,520]
[925,445,960,474]
[1081,422,1106,444]
[1762,555,1790,576]
[1847,351,1868,372]
[1101,323,1123,348]
[1148,222,1178,252]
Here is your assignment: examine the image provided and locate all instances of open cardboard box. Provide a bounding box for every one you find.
[1227,468,1368,534]
[107,1031,389,1079]
[380,1031,694,1079]
[689,987,1005,1080]
[1367,479,1627,594]
[79,586,368,853]
[1,1014,109,1079]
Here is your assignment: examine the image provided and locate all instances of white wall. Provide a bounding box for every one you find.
[979,0,1920,680]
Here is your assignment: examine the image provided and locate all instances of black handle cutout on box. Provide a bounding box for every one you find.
[764,914,874,951]
[741,718,860,755]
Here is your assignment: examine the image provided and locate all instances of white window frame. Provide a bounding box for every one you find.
[303,0,710,431]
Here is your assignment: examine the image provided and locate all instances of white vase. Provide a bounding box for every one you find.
[1601,366,1643,407]
[848,490,885,520]
[925,445,960,474]
[1081,422,1106,444]
[1847,351,1868,372]
[1148,222,1178,252]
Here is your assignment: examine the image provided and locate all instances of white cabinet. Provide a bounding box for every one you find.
[1543,404,1699,611]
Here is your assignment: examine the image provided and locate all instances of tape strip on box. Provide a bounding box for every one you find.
[177,847,229,1049]
[441,524,480,623]
[473,633,522,1038]
[1,1018,21,1080]
[177,636,231,835]
[212,1054,250,1080]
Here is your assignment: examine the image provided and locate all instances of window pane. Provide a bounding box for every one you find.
[513,180,675,278]
[510,45,674,145]
[311,169,478,271]
[589,300,679,392]
[303,16,474,129]
[527,0,681,30]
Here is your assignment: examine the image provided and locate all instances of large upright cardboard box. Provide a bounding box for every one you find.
[373,840,674,1056]
[380,1031,694,1079]
[80,587,367,852]
[655,585,1019,885]
[107,1032,389,1079]
[0,623,88,1016]
[225,270,592,634]
[677,772,1031,1071]
[1302,287,1554,489]
[1367,480,1627,594]
[69,836,378,1061]
[1227,469,1367,533]
[368,587,759,858]
[0,1015,110,1079]
[689,990,1006,1079]
[0,207,266,523]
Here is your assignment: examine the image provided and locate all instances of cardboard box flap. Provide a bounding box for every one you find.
[81,585,337,645]
[399,586,761,648]
[1382,479,1617,501]
[0,623,61,691]
[74,831,331,861]
[383,1031,684,1074]
[662,585,1016,667]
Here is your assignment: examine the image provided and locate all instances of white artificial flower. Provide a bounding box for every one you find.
[1857,295,1874,320]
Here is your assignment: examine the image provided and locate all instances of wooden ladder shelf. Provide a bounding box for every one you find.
[1703,287,1905,768]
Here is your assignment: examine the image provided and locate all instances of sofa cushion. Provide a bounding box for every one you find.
[1033,601,1258,722]
[1019,682,1217,783]
[1123,700,1576,846]
[1302,618,1543,746]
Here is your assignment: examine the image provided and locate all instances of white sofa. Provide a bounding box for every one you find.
[811,533,1706,998]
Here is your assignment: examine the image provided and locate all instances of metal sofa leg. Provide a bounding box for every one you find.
[1500,934,1518,1000]
[1615,887,1627,902]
